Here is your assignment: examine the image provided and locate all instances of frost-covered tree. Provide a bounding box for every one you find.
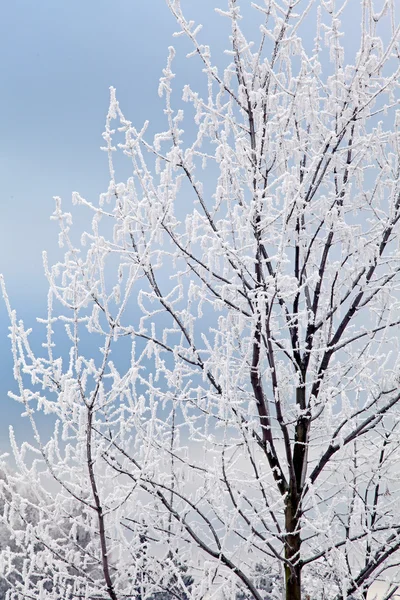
[235,563,282,600]
[1,0,400,599]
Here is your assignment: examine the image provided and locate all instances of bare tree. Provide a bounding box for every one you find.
[1,1,400,599]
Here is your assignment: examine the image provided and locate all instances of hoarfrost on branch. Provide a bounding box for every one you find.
[1,1,400,599]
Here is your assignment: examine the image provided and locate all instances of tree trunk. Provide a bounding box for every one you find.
[285,495,302,600]
[285,560,301,600]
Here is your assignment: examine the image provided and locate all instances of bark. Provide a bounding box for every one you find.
[284,494,302,600]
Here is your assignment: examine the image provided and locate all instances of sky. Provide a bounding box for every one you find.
[0,0,232,447]
[0,0,388,439]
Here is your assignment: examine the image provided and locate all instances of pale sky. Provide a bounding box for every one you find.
[0,0,384,449]
[0,0,227,445]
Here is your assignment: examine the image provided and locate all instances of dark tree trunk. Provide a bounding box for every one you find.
[283,384,309,600]
[285,560,301,600]
[285,495,302,600]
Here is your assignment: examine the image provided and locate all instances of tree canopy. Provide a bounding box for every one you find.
[1,1,400,599]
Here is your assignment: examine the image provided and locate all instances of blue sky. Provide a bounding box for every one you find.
[1,0,258,454]
[0,0,234,291]
[0,0,224,446]
[0,0,378,448]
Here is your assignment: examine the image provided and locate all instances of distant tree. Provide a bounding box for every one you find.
[235,563,281,600]
[1,1,400,599]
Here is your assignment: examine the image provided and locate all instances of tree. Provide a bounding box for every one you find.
[1,0,400,598]
[235,563,282,600]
